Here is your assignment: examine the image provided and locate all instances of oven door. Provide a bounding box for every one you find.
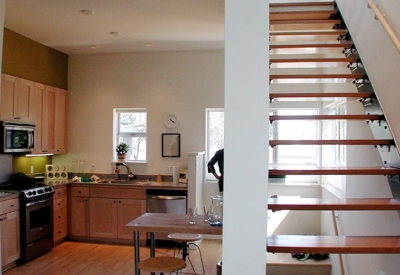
[24,196,53,244]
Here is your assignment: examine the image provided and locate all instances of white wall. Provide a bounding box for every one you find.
[323,2,400,275]
[55,50,224,176]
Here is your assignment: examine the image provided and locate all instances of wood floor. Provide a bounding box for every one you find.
[4,239,222,275]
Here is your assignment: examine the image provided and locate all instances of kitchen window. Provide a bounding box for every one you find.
[115,109,147,162]
[205,108,224,181]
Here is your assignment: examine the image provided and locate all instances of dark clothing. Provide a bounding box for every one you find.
[208,149,224,192]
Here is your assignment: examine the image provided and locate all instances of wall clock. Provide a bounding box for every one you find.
[164,113,178,128]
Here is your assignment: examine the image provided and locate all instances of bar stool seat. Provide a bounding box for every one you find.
[138,256,186,274]
[168,233,205,275]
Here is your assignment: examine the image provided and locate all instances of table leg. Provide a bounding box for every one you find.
[150,232,155,275]
[134,231,140,275]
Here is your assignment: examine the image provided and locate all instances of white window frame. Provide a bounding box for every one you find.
[205,108,224,181]
[114,108,147,162]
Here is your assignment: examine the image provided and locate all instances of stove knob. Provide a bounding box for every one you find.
[27,191,33,196]
[32,191,37,195]
[45,187,52,192]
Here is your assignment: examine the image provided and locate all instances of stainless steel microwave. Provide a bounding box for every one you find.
[1,121,35,153]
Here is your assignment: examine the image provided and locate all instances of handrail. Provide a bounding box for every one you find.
[367,0,400,54]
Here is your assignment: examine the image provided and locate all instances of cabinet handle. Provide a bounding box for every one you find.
[10,204,14,207]
[58,203,61,206]
[58,216,61,219]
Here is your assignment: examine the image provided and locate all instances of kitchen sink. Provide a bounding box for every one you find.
[96,180,150,185]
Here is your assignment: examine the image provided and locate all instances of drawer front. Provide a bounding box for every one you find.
[90,187,146,199]
[71,187,89,197]
[53,207,68,226]
[53,197,68,210]
[54,222,68,242]
[2,198,19,213]
[54,186,68,199]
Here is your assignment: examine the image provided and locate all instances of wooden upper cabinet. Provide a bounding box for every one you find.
[31,83,45,154]
[0,74,68,155]
[42,86,68,154]
[0,74,35,122]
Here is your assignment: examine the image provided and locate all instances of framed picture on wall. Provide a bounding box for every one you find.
[162,133,180,157]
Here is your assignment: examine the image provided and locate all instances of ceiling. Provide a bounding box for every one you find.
[4,0,225,55]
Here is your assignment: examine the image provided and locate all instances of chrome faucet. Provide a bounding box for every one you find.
[116,162,135,181]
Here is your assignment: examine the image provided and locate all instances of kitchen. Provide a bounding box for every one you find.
[0,1,331,274]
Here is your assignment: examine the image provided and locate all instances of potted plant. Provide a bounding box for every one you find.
[116,143,130,161]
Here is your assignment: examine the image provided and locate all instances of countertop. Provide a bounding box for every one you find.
[46,179,188,191]
[0,191,19,202]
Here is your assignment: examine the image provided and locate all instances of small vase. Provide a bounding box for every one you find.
[117,153,126,162]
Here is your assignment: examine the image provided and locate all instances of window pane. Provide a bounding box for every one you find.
[118,136,146,161]
[206,109,224,180]
[271,109,318,165]
[119,112,147,133]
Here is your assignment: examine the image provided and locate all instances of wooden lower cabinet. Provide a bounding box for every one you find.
[117,199,146,240]
[70,186,146,242]
[89,198,118,238]
[53,185,68,244]
[70,194,90,237]
[1,198,20,270]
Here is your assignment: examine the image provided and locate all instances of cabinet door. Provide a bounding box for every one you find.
[42,86,56,153]
[1,211,20,267]
[54,89,68,154]
[31,83,45,154]
[0,74,16,121]
[42,86,68,154]
[117,199,146,240]
[0,74,35,122]
[89,198,118,238]
[70,196,90,237]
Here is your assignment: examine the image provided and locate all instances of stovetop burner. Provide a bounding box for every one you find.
[0,173,54,200]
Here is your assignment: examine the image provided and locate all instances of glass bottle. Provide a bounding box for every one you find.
[208,195,223,226]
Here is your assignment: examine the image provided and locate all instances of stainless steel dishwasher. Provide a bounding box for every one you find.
[146,195,187,245]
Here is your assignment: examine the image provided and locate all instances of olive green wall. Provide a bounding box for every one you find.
[2,28,68,89]
[12,155,52,175]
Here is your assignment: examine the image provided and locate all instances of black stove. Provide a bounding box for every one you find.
[1,173,55,263]
[0,173,54,200]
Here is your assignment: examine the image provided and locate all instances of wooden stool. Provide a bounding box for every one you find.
[168,233,205,275]
[138,256,186,274]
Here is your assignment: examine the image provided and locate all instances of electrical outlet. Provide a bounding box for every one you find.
[167,166,173,174]
[30,166,34,174]
[91,165,95,173]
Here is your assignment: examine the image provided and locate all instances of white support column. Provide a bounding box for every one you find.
[223,0,269,274]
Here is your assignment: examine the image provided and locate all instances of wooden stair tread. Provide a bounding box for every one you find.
[270,30,347,36]
[268,166,400,176]
[270,42,351,49]
[270,92,372,99]
[269,139,393,146]
[268,197,400,211]
[270,2,334,8]
[270,57,357,63]
[267,235,400,254]
[270,19,342,25]
[270,73,364,79]
[270,10,337,21]
[269,114,382,121]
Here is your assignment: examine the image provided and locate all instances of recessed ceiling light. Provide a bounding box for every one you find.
[110,32,122,37]
[80,9,94,15]
[146,43,156,47]
[89,45,99,49]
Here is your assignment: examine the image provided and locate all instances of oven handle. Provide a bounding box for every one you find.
[26,196,53,207]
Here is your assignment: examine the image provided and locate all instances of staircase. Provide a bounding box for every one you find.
[266,0,400,258]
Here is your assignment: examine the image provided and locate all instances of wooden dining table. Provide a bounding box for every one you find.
[126,212,223,275]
